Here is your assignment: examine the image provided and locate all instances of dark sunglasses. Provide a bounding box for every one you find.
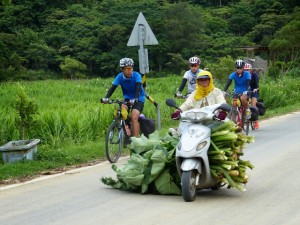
[236,67,243,69]
[190,64,198,67]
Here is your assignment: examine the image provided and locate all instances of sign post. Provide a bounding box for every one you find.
[127,12,158,73]
[127,12,161,130]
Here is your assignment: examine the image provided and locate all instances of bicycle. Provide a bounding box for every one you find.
[225,93,250,135]
[248,97,259,131]
[101,99,132,163]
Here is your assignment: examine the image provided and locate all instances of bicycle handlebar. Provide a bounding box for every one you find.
[174,94,189,99]
[101,99,131,106]
[224,91,253,100]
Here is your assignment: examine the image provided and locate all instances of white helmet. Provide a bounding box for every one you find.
[120,58,134,68]
[189,56,201,65]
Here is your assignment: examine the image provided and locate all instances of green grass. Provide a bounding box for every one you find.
[0,74,300,183]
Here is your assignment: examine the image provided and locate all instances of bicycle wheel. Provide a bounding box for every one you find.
[229,109,239,124]
[241,110,250,135]
[250,121,255,130]
[105,121,123,163]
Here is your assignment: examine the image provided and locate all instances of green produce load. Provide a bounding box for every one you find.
[101,120,254,194]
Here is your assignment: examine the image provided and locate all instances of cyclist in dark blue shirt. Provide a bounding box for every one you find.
[245,63,260,129]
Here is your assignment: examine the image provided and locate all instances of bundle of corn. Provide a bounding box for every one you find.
[208,120,254,192]
[101,121,254,194]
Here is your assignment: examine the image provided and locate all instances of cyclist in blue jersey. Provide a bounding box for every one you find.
[102,58,145,137]
[223,59,252,119]
[175,56,203,98]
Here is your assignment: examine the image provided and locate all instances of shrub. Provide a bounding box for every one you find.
[267,66,280,79]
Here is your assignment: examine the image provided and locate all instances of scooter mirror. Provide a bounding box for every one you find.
[217,103,232,112]
[165,98,178,109]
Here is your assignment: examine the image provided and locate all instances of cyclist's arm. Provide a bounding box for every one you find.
[255,74,259,89]
[246,79,250,92]
[178,78,187,92]
[223,79,232,92]
[105,84,117,98]
[134,82,142,100]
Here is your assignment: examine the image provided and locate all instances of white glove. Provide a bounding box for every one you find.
[129,99,136,105]
[176,91,182,98]
[102,98,109,103]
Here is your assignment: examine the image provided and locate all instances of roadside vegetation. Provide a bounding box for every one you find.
[0,68,299,183]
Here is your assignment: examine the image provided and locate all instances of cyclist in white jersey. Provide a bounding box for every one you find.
[175,56,203,98]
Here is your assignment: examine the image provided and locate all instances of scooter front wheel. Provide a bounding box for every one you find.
[181,170,197,202]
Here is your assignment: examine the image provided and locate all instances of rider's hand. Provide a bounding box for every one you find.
[175,91,182,98]
[217,111,227,120]
[101,98,109,104]
[253,89,258,93]
[129,99,136,105]
[171,110,181,120]
[243,91,248,95]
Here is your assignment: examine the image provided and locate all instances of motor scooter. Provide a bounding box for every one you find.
[166,99,231,202]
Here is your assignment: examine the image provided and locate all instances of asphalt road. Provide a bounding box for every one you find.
[1,112,300,225]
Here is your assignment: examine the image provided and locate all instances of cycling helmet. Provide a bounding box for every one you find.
[244,63,252,70]
[189,56,201,65]
[120,58,134,68]
[234,59,245,68]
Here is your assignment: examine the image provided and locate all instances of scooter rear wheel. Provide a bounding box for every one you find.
[181,170,197,202]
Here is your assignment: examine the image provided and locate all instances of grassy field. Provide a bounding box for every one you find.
[0,72,300,183]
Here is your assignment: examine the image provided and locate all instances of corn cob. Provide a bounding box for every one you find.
[208,120,254,192]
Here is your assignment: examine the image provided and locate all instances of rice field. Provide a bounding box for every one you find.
[0,73,300,147]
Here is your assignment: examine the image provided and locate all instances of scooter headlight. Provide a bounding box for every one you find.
[196,141,207,151]
[184,111,207,122]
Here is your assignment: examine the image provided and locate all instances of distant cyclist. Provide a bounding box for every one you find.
[175,56,203,98]
[102,58,145,137]
[223,59,251,119]
[245,63,260,129]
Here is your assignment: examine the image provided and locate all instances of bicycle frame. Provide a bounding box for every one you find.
[227,93,250,135]
[112,100,132,142]
[103,99,132,163]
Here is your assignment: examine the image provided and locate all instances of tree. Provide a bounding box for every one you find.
[228,1,256,36]
[163,2,205,54]
[60,57,87,79]
[207,55,235,82]
[269,20,300,62]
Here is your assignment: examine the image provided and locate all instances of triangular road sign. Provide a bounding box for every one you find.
[127,12,158,46]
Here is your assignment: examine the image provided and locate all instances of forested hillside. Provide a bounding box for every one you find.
[0,0,299,81]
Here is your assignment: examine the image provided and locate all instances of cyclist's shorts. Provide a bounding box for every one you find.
[124,99,144,113]
[250,91,259,99]
[133,101,144,113]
